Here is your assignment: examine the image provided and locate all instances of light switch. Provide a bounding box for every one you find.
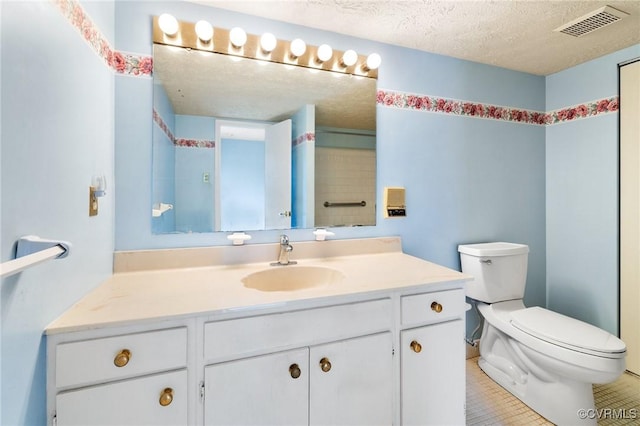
[89,187,98,216]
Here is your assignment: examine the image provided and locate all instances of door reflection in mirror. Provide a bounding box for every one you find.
[219,133,265,231]
[216,120,292,232]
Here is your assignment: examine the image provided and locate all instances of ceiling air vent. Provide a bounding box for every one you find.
[554,5,629,37]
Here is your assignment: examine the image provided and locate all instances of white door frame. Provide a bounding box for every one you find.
[620,59,640,375]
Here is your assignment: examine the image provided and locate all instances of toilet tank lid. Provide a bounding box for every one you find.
[458,242,529,257]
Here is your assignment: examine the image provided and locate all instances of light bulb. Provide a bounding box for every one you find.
[158,13,179,36]
[317,44,333,63]
[229,27,247,48]
[195,20,213,42]
[290,38,307,58]
[365,53,382,70]
[260,33,277,53]
[341,49,358,67]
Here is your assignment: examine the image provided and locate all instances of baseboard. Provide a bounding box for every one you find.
[466,339,480,359]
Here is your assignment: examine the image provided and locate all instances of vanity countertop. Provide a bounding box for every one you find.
[46,238,471,334]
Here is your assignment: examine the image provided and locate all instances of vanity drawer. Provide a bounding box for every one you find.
[204,299,391,361]
[56,327,187,389]
[401,289,465,326]
[56,369,188,426]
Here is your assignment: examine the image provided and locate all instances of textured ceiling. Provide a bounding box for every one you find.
[154,45,377,129]
[191,0,640,76]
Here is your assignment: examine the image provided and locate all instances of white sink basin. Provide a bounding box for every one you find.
[242,266,344,292]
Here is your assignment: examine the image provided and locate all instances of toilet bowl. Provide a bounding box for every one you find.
[459,242,626,426]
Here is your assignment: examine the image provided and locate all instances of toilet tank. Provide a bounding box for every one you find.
[458,242,529,303]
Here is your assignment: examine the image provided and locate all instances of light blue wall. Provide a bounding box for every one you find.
[152,82,176,233]
[379,110,546,304]
[0,2,3,417]
[0,1,114,424]
[175,146,215,233]
[546,45,639,109]
[545,44,640,334]
[174,115,215,233]
[176,114,215,140]
[291,105,315,229]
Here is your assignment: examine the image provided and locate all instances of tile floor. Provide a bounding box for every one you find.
[466,357,640,425]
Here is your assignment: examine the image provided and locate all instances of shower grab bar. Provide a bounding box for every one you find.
[316,129,375,137]
[0,236,71,278]
[323,201,367,208]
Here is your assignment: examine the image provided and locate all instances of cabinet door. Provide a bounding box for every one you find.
[56,369,187,426]
[309,332,393,426]
[204,348,309,426]
[401,320,465,425]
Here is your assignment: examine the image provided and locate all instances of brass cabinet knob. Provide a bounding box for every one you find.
[113,349,131,367]
[431,301,443,313]
[410,340,422,353]
[159,388,174,407]
[319,357,332,372]
[289,363,301,379]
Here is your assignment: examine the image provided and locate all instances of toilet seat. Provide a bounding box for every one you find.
[510,307,626,358]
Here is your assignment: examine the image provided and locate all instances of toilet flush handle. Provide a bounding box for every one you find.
[479,259,492,265]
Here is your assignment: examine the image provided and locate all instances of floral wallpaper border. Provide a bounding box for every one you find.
[377,89,619,126]
[57,0,619,126]
[293,132,316,147]
[175,138,215,148]
[152,109,174,142]
[377,89,546,125]
[53,0,152,76]
[545,97,618,125]
[154,109,320,149]
[153,108,216,148]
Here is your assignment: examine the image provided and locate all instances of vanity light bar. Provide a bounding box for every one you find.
[152,15,379,79]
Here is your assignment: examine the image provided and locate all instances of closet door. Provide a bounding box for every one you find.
[620,60,640,375]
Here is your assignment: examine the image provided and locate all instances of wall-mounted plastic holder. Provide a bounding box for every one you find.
[92,175,107,197]
[227,232,252,245]
[152,203,173,217]
[313,229,335,241]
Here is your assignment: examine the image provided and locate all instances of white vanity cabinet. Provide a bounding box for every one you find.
[46,242,471,426]
[47,289,466,426]
[204,333,392,426]
[204,348,309,425]
[202,300,393,426]
[48,327,189,426]
[400,289,466,425]
[308,332,393,425]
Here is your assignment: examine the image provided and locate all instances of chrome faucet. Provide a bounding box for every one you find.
[272,234,296,266]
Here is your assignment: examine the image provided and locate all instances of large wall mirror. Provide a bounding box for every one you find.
[151,19,378,234]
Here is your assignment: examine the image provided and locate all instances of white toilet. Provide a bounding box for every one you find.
[459,242,626,426]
